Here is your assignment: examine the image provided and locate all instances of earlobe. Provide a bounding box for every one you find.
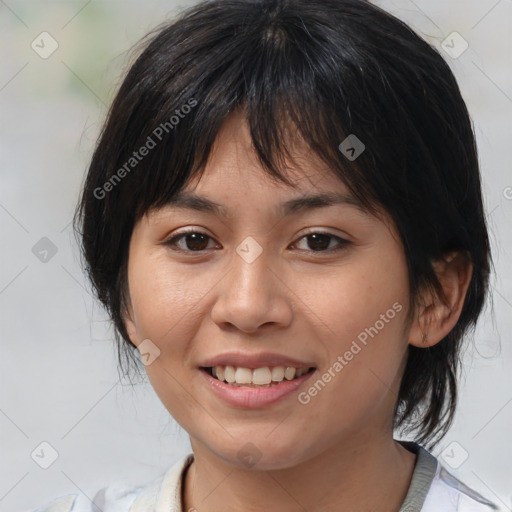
[409,251,473,348]
[125,316,138,347]
[123,297,139,347]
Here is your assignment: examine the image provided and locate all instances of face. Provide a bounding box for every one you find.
[125,111,413,470]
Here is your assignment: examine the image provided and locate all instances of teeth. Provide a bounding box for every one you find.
[284,367,296,380]
[208,365,312,386]
[235,367,252,384]
[271,366,285,381]
[224,365,236,383]
[214,366,224,381]
[295,368,306,378]
[252,367,272,385]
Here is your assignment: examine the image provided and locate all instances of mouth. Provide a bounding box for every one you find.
[201,365,316,387]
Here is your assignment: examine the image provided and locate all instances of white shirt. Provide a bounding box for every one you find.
[27,442,503,512]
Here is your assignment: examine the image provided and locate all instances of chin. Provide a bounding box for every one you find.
[209,438,313,471]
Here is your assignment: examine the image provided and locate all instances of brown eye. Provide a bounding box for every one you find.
[294,232,350,253]
[164,229,350,255]
[165,231,216,252]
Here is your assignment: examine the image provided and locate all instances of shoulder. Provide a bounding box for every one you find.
[421,461,503,512]
[24,483,142,512]
[24,454,194,512]
[397,441,503,512]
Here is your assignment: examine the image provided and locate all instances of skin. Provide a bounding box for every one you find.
[124,111,472,512]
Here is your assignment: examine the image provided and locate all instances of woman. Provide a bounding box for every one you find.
[30,0,502,510]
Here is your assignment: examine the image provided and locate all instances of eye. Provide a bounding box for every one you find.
[292,231,350,253]
[164,229,217,252]
[163,229,350,254]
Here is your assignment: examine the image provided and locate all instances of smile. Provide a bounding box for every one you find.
[199,366,317,408]
[203,365,315,387]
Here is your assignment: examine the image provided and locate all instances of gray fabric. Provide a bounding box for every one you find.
[438,466,499,510]
[398,441,438,512]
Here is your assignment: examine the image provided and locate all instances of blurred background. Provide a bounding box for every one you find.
[0,1,511,511]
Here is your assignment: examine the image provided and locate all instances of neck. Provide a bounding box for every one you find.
[183,434,417,512]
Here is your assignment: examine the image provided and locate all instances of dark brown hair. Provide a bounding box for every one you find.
[74,0,492,450]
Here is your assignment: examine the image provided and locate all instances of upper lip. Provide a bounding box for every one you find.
[200,352,316,369]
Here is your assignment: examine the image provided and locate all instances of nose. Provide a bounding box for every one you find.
[210,243,294,333]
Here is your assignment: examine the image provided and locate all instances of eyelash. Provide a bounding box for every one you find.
[163,228,351,255]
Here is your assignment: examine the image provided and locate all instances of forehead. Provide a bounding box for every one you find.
[181,110,359,206]
[143,110,385,227]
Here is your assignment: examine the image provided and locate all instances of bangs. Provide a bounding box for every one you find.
[105,1,401,225]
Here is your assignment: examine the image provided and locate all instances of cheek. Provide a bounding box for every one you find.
[292,244,410,355]
[127,251,210,343]
[127,252,208,420]
[293,244,410,418]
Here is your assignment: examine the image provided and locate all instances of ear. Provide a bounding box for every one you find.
[123,294,140,348]
[409,251,473,348]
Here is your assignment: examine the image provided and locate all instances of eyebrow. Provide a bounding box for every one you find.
[162,191,365,219]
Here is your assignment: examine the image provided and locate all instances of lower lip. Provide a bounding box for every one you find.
[199,368,315,408]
